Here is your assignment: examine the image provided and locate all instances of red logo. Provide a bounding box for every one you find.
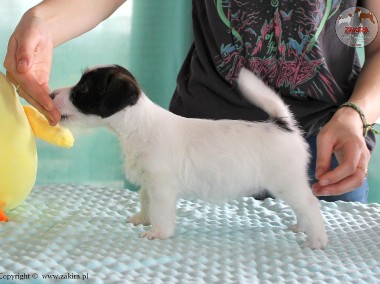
[335,7,378,47]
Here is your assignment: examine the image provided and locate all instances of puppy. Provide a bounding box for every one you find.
[51,65,328,249]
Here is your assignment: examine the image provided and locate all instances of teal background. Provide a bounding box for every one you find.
[0,1,192,191]
[0,1,379,202]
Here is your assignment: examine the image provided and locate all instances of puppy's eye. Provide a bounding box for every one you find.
[78,82,88,92]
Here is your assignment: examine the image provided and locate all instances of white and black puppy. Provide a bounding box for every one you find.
[51,65,328,249]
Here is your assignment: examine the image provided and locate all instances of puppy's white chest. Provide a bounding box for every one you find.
[121,146,146,185]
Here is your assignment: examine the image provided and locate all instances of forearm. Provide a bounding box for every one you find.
[25,0,126,47]
[349,50,380,124]
[349,0,380,125]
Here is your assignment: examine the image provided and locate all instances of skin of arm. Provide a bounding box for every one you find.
[30,0,127,47]
[312,0,380,196]
[3,0,126,125]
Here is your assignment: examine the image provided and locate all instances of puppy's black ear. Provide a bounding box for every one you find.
[100,74,140,118]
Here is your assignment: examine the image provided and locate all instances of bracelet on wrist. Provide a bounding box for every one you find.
[339,102,380,137]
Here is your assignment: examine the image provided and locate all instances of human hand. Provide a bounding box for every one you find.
[312,107,370,196]
[3,13,60,125]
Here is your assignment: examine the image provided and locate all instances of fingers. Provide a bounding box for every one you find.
[6,71,61,126]
[312,167,368,196]
[15,34,36,73]
[20,86,61,126]
[315,134,333,181]
[3,36,17,71]
[313,137,370,196]
[4,35,32,74]
[8,67,57,117]
[4,23,41,73]
[3,15,59,125]
[318,143,361,186]
[7,70,50,107]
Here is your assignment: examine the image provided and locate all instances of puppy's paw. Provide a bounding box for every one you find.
[127,213,150,226]
[289,223,306,233]
[140,227,173,240]
[303,233,328,249]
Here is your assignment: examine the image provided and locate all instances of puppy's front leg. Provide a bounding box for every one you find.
[140,187,177,240]
[127,188,151,226]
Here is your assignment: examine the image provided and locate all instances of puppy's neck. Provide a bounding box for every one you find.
[106,93,173,140]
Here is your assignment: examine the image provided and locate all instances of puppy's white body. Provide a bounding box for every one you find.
[54,67,328,249]
[112,95,307,202]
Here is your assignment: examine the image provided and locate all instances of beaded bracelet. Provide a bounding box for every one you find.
[339,102,380,137]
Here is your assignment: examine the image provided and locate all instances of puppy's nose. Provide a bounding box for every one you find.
[49,92,57,100]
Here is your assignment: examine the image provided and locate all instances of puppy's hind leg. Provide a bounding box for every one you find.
[270,181,328,249]
[140,183,178,240]
[127,188,151,226]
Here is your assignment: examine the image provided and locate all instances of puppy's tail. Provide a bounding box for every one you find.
[238,67,297,132]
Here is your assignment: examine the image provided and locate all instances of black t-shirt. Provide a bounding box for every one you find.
[170,0,375,148]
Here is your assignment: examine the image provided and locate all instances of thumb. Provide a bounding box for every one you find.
[15,32,40,73]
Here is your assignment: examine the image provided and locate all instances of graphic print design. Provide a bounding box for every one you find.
[214,0,348,103]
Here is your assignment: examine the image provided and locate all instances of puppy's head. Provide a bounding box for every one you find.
[51,65,140,126]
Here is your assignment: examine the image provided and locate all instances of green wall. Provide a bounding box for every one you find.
[0,1,192,191]
[368,126,380,203]
[0,1,379,202]
[1,0,133,189]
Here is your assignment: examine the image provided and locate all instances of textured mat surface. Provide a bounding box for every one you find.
[0,185,379,283]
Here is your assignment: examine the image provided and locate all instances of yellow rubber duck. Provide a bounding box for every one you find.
[0,71,74,222]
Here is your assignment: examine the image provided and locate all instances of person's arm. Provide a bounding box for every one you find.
[349,0,380,124]
[30,0,127,47]
[3,0,126,125]
[312,0,380,196]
